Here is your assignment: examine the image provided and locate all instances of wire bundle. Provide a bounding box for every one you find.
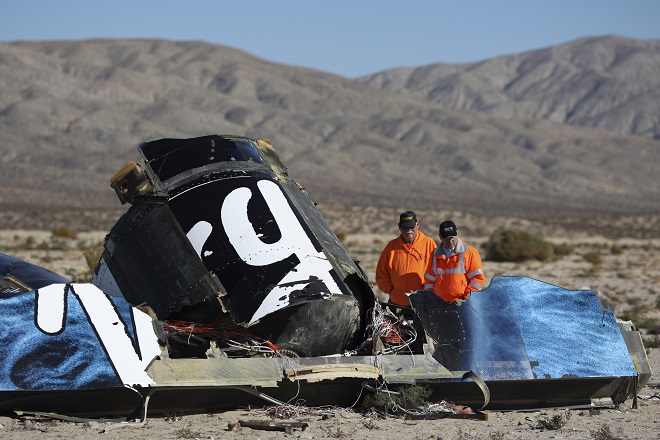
[162,319,284,357]
[367,302,417,354]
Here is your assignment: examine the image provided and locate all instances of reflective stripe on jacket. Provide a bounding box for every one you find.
[423,238,485,303]
[376,231,437,306]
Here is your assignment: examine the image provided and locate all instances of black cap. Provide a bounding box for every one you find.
[398,211,417,228]
[439,220,457,238]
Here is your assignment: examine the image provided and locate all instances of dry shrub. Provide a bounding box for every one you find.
[51,227,77,240]
[174,428,202,439]
[643,321,660,348]
[644,335,660,348]
[647,322,660,334]
[610,244,624,255]
[532,410,571,430]
[83,245,105,272]
[483,230,555,262]
[322,425,347,439]
[361,385,431,415]
[590,424,624,440]
[583,251,603,264]
[553,242,574,256]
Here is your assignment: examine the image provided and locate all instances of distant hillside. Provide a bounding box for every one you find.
[358,36,660,140]
[1,38,659,227]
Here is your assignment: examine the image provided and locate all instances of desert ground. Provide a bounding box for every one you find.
[1,205,659,439]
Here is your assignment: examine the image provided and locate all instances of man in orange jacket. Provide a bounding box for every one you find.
[424,220,485,304]
[376,211,437,306]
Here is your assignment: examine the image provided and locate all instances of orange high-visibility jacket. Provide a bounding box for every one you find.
[424,238,485,303]
[376,231,437,306]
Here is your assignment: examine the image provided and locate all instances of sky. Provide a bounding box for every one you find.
[2,1,659,78]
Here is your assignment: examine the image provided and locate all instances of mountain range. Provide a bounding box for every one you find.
[1,35,659,227]
[358,36,660,140]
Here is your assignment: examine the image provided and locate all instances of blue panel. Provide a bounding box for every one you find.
[0,285,122,391]
[490,276,636,378]
[409,276,636,381]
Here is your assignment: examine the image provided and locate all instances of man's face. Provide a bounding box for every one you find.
[399,222,419,243]
[441,235,457,249]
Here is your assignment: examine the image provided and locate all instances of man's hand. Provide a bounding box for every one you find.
[455,299,465,306]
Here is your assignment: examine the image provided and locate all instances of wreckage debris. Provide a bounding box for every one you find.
[0,134,652,418]
[235,419,308,434]
[95,135,373,358]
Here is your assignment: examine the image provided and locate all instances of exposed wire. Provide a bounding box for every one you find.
[366,302,417,355]
[259,402,357,419]
[162,319,285,357]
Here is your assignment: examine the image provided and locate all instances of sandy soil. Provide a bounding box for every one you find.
[1,207,659,439]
